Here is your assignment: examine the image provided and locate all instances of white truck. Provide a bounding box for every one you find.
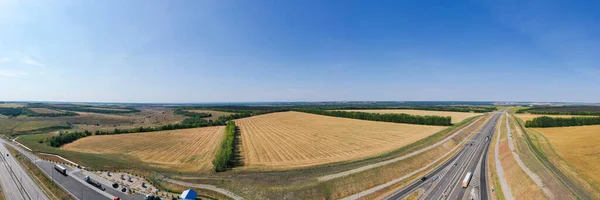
[54,164,67,175]
[462,172,472,188]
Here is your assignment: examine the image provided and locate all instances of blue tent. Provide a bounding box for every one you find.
[180,189,197,200]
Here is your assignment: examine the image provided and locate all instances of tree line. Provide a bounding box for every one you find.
[28,103,140,114]
[319,106,496,113]
[517,106,600,116]
[525,116,600,128]
[46,109,286,147]
[213,121,237,172]
[173,109,212,118]
[294,108,452,126]
[0,107,78,117]
[0,108,24,117]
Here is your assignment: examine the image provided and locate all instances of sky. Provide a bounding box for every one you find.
[1,0,599,103]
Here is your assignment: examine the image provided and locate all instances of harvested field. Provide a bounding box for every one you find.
[63,126,225,172]
[0,103,25,108]
[536,125,600,190]
[83,107,132,112]
[515,113,594,122]
[61,107,186,132]
[28,108,64,114]
[187,109,233,121]
[236,111,445,169]
[340,109,479,123]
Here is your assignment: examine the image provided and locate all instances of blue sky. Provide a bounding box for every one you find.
[1,0,599,103]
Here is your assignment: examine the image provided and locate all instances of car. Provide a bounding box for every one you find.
[113,198,120,200]
[453,163,457,166]
[421,176,427,181]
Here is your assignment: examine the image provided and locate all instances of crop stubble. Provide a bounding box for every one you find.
[63,126,225,172]
[236,111,445,169]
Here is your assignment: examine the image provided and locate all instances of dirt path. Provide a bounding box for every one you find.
[505,114,553,198]
[164,178,244,200]
[318,116,484,181]
[494,114,514,200]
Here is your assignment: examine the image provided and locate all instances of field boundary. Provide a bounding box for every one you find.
[511,114,590,199]
[164,178,243,200]
[494,114,513,200]
[505,114,553,198]
[319,115,484,181]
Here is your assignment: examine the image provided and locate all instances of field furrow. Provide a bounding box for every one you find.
[236,111,445,169]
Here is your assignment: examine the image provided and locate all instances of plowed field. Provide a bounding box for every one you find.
[236,111,445,169]
[62,126,225,172]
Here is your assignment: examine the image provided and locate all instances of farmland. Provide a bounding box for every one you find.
[339,109,479,123]
[63,126,225,172]
[235,111,445,169]
[28,108,64,114]
[515,113,594,122]
[187,109,233,121]
[62,107,186,132]
[0,103,25,108]
[535,125,600,192]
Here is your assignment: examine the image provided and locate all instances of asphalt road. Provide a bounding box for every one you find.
[384,111,503,200]
[0,142,49,200]
[0,138,147,200]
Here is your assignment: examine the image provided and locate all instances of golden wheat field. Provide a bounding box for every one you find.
[62,126,225,172]
[235,111,445,169]
[515,113,594,122]
[28,108,64,114]
[340,109,479,123]
[536,125,600,188]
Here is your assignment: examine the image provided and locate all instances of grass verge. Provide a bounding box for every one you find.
[487,118,505,200]
[5,145,75,200]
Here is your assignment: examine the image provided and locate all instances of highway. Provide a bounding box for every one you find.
[0,138,147,200]
[384,111,504,200]
[0,141,49,200]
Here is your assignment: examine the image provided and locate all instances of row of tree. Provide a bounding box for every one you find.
[525,116,600,127]
[46,109,286,147]
[0,108,78,117]
[28,103,140,114]
[173,109,212,118]
[517,106,600,116]
[213,121,237,172]
[48,131,89,147]
[294,108,452,126]
[0,108,24,117]
[321,106,496,113]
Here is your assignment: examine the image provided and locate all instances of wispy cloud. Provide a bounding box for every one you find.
[16,52,46,67]
[0,69,27,78]
[0,57,11,62]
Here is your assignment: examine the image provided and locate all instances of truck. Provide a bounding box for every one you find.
[462,172,472,188]
[85,176,106,191]
[54,164,67,175]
